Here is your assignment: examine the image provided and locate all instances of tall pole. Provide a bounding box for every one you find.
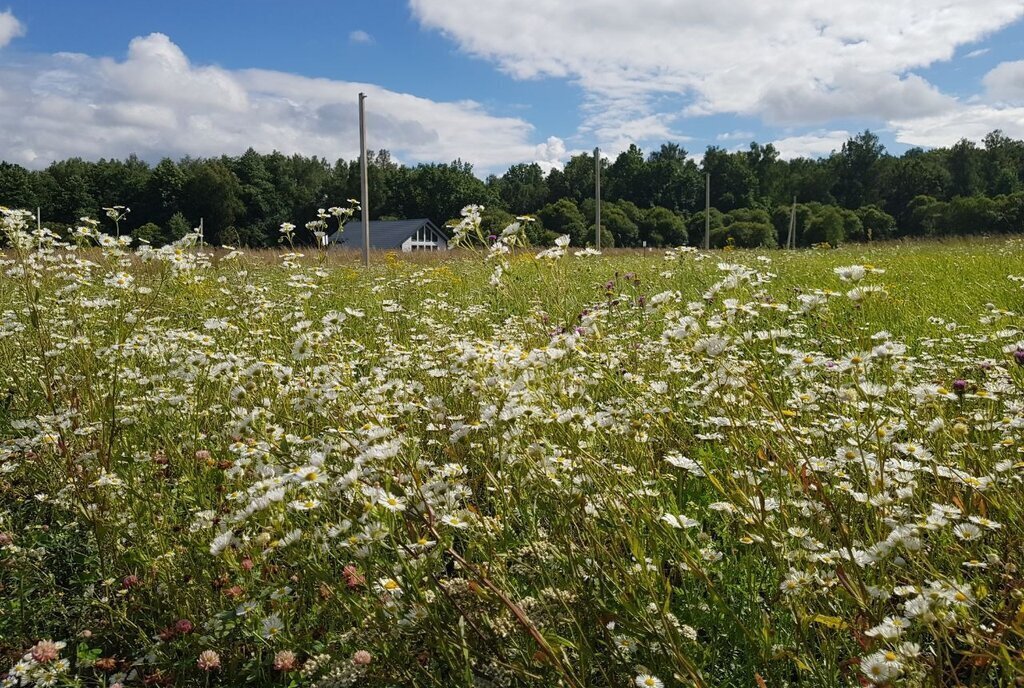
[594,147,601,250]
[787,196,797,249]
[703,173,710,250]
[199,217,204,248]
[36,207,41,232]
[359,93,370,268]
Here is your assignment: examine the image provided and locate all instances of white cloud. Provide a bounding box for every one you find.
[890,60,1024,148]
[892,105,1024,148]
[349,30,374,45]
[966,48,991,58]
[717,130,755,142]
[0,33,558,174]
[771,130,850,159]
[0,10,25,49]
[411,0,1024,146]
[533,135,567,173]
[983,60,1024,102]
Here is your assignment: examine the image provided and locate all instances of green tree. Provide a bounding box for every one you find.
[638,206,688,247]
[166,212,192,241]
[855,205,896,241]
[835,130,885,209]
[537,198,588,246]
[180,161,245,243]
[803,205,845,245]
[701,147,756,211]
[947,139,983,198]
[497,163,549,215]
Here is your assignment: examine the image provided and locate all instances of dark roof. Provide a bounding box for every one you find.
[328,218,449,250]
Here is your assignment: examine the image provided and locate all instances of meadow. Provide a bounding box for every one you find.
[2,206,1024,687]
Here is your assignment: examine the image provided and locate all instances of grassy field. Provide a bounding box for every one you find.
[2,208,1024,687]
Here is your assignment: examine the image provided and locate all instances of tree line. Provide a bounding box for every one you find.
[2,129,1024,248]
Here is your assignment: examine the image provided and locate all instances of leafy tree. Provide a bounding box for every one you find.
[0,162,37,210]
[947,139,983,198]
[498,163,549,215]
[711,221,777,248]
[835,130,885,208]
[687,208,725,246]
[132,222,164,244]
[647,143,703,212]
[638,206,688,247]
[855,205,896,241]
[803,205,845,245]
[166,212,192,242]
[537,198,588,246]
[607,144,649,206]
[180,161,245,243]
[587,201,639,247]
[701,147,756,211]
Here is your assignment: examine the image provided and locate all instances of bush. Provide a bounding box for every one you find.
[132,222,164,245]
[803,206,845,245]
[711,221,778,248]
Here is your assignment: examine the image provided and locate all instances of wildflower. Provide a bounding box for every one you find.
[861,650,900,683]
[273,650,297,671]
[374,577,402,596]
[175,619,194,634]
[634,674,664,688]
[261,614,285,639]
[343,565,365,588]
[352,650,372,666]
[31,640,63,664]
[661,513,700,529]
[197,650,221,671]
[953,523,983,541]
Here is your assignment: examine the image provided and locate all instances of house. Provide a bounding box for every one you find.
[328,218,449,252]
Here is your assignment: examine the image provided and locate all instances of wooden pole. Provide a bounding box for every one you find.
[703,173,710,250]
[594,147,601,250]
[787,196,797,249]
[199,217,204,248]
[359,93,370,268]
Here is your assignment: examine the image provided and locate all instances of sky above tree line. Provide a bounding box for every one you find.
[1,1,1023,175]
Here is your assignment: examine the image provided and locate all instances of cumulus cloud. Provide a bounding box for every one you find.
[892,106,1024,148]
[0,32,562,173]
[411,0,1024,147]
[349,30,374,45]
[771,131,850,159]
[0,9,25,49]
[983,60,1024,102]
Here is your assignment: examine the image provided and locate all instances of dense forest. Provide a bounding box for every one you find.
[3,129,1024,248]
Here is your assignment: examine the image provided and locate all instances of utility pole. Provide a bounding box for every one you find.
[359,93,370,268]
[594,147,601,250]
[703,173,710,250]
[787,196,797,249]
[36,207,41,232]
[199,217,204,248]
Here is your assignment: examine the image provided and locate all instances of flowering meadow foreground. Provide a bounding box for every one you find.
[2,207,1024,688]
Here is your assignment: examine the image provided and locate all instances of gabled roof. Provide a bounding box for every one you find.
[328,218,449,250]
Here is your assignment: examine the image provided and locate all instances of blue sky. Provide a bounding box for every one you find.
[1,1,1024,174]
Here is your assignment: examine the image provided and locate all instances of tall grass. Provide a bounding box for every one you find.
[2,207,1023,687]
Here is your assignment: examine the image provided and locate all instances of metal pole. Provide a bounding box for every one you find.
[36,207,41,232]
[199,217,204,248]
[359,93,370,268]
[594,147,601,250]
[703,173,710,250]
